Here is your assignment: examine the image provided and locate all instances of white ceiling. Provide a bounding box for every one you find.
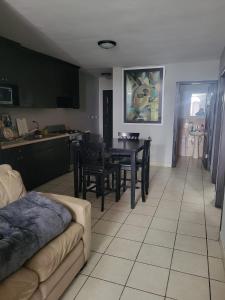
[4,0,225,73]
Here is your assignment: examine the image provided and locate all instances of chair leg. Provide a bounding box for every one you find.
[118,167,121,200]
[83,174,87,199]
[106,175,110,190]
[112,173,115,190]
[145,166,150,195]
[123,170,127,192]
[87,175,91,186]
[141,168,146,202]
[96,175,100,197]
[115,168,120,202]
[101,176,105,211]
[79,166,83,193]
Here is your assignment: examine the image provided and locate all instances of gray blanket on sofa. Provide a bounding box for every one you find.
[0,191,72,282]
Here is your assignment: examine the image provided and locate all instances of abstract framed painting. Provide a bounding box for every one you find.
[124,67,164,124]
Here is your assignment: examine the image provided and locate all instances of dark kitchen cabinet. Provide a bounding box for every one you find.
[19,48,58,108]
[0,39,21,85]
[0,137,70,190]
[0,36,79,108]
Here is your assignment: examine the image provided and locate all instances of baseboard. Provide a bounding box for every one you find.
[150,161,171,168]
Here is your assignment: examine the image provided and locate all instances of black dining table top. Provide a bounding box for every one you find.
[106,138,145,154]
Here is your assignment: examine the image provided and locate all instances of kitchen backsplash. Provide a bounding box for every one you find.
[0,107,99,132]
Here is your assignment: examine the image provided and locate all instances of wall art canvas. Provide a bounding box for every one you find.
[124,67,164,123]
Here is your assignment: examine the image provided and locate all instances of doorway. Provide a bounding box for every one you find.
[103,90,113,144]
[172,81,218,168]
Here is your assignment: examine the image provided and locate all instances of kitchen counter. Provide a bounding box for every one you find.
[0,133,69,150]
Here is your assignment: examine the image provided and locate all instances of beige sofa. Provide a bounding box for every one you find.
[0,164,91,300]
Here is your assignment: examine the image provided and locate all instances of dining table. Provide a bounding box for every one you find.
[73,138,145,209]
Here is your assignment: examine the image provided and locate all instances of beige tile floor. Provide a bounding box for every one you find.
[36,158,225,300]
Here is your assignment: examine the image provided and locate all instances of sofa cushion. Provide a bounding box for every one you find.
[0,267,38,300]
[43,193,91,261]
[25,222,83,282]
[0,164,26,208]
[39,241,84,299]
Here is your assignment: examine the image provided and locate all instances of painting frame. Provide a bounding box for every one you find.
[123,66,164,124]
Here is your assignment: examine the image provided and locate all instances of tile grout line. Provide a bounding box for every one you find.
[88,251,224,281]
[72,195,118,300]
[118,170,173,300]
[74,183,143,299]
[202,163,212,300]
[65,163,215,300]
[164,156,189,299]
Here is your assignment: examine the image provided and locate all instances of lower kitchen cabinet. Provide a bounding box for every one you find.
[0,137,70,190]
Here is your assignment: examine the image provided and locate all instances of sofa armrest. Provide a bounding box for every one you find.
[41,193,91,262]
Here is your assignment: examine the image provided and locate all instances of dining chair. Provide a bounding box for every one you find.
[119,137,151,202]
[82,132,102,186]
[80,140,121,211]
[111,132,140,190]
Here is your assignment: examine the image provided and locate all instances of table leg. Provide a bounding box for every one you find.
[131,151,136,209]
[74,150,79,197]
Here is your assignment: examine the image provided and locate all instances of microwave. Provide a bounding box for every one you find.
[0,83,19,106]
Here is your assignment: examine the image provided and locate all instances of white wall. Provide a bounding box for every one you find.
[220,47,225,73]
[98,77,112,136]
[0,70,99,133]
[113,60,219,166]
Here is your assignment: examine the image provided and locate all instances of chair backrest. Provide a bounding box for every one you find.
[142,137,152,166]
[80,141,106,169]
[118,132,140,140]
[82,132,102,143]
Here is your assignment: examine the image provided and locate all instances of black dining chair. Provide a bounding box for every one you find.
[118,137,151,202]
[110,132,140,189]
[80,140,121,211]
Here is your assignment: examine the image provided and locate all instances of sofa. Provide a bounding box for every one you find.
[0,164,91,300]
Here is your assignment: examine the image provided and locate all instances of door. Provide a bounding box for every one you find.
[103,90,113,144]
[215,74,225,208]
[172,83,181,167]
[211,76,225,183]
[172,81,218,167]
[202,83,218,170]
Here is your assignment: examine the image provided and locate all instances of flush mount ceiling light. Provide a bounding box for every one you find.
[98,40,117,49]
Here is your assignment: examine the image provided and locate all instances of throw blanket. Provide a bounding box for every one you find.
[0,192,72,282]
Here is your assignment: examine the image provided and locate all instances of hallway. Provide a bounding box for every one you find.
[37,158,224,300]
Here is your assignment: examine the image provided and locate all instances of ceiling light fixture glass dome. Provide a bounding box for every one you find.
[98,40,117,49]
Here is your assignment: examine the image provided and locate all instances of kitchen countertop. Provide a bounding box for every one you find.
[0,133,69,150]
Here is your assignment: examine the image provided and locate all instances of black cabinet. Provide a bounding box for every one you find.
[0,137,70,190]
[0,36,79,108]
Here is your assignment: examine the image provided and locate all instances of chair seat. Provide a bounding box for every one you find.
[83,163,120,175]
[117,157,142,167]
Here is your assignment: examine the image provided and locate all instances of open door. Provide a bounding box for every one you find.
[172,81,218,168]
[202,83,218,170]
